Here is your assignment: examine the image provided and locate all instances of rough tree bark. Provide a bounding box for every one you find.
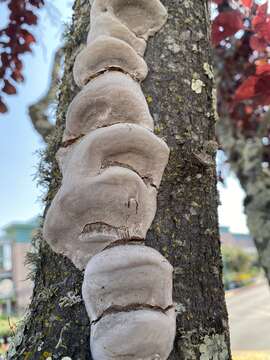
[8,0,231,359]
[218,115,270,286]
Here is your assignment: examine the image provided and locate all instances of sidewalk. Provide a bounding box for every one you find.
[225,277,265,299]
[226,278,270,351]
[233,351,270,360]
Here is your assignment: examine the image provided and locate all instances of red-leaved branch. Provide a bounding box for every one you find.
[212,0,270,142]
[0,0,44,113]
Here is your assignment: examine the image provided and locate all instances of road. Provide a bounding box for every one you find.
[226,280,270,350]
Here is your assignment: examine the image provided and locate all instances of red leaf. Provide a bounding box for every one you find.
[3,80,16,95]
[256,64,270,75]
[234,76,258,101]
[252,4,270,43]
[212,11,244,46]
[5,24,18,38]
[234,74,270,106]
[0,99,7,113]
[0,66,5,78]
[254,18,270,43]
[241,0,253,8]
[11,69,24,82]
[1,53,10,67]
[14,58,23,71]
[20,29,36,45]
[29,0,45,7]
[213,0,224,4]
[257,3,268,16]
[252,3,268,29]
[250,35,268,51]
[254,75,270,101]
[23,11,37,25]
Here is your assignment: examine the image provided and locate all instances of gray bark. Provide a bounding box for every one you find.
[9,0,231,359]
[218,115,270,286]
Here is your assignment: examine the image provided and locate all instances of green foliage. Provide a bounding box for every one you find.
[222,245,258,272]
[222,245,260,289]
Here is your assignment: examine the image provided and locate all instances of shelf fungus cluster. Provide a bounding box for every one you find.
[43,0,176,359]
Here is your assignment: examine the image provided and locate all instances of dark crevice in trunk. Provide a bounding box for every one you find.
[91,304,174,325]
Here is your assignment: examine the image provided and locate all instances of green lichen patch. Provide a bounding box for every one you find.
[199,334,229,360]
[203,63,214,80]
[192,78,205,94]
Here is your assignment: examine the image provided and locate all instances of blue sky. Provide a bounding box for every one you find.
[0,1,249,234]
[0,0,73,232]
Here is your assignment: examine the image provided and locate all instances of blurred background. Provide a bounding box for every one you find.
[0,0,270,358]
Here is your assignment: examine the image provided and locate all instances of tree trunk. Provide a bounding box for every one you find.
[218,115,270,286]
[9,0,231,359]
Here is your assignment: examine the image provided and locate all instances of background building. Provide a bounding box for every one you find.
[220,226,256,254]
[0,218,38,314]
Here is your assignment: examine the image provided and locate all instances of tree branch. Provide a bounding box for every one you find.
[28,48,63,143]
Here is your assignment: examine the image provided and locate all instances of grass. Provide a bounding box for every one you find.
[0,314,20,337]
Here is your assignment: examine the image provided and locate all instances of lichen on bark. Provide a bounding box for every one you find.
[142,0,231,358]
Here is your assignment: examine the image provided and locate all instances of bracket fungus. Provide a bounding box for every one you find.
[82,245,173,321]
[59,123,169,188]
[73,36,148,87]
[43,166,157,270]
[91,308,176,360]
[64,72,154,141]
[87,13,147,56]
[90,0,168,40]
[44,0,175,358]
